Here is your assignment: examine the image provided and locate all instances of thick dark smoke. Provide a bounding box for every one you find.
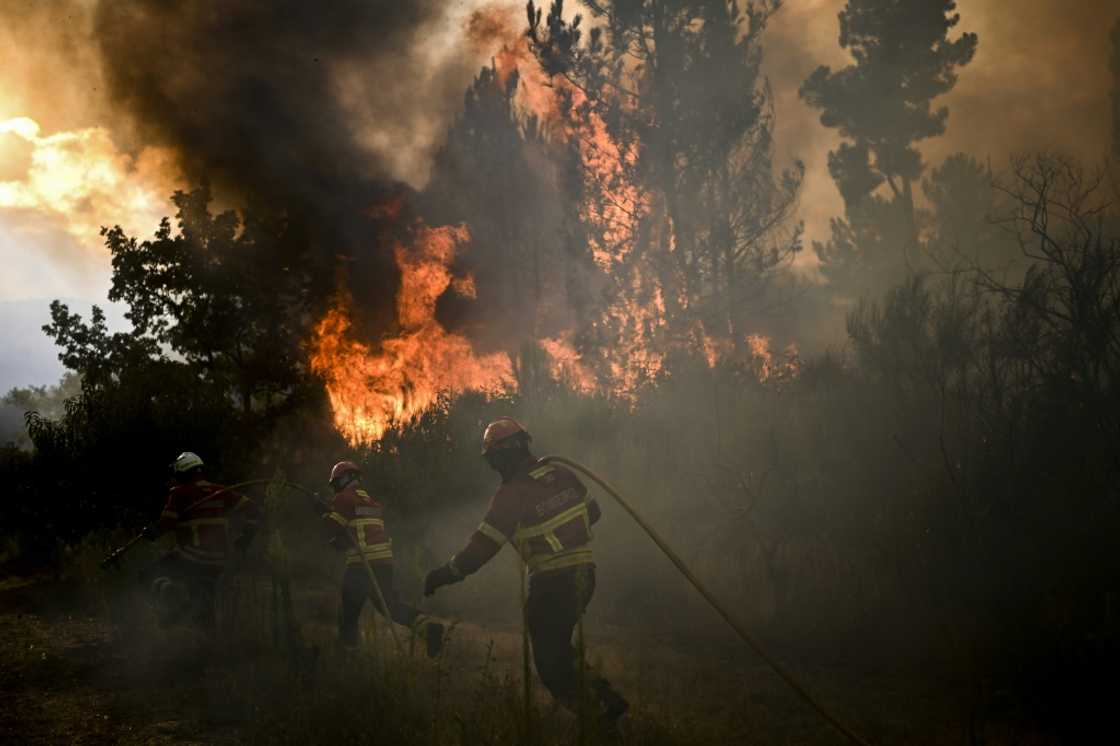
[91,1,473,328]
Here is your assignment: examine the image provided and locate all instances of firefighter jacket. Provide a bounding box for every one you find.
[157,480,258,567]
[451,458,601,577]
[322,484,393,566]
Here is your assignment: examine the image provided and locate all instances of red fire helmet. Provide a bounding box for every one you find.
[481,417,530,456]
[329,460,360,483]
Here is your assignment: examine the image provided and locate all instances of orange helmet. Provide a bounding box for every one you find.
[329,461,360,484]
[481,417,530,455]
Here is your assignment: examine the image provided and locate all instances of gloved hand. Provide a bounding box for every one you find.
[141,524,160,541]
[424,563,463,597]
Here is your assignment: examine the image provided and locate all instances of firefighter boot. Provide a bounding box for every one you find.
[425,620,445,658]
[594,679,630,739]
[412,615,444,658]
[152,576,190,627]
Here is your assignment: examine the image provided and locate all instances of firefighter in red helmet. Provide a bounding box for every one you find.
[424,418,629,733]
[322,460,443,656]
[143,452,259,628]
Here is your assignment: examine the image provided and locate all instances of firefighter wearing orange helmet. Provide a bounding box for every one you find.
[424,418,629,733]
[323,460,443,655]
[143,452,259,628]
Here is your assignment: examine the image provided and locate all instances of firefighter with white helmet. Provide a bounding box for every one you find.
[424,418,629,733]
[322,460,443,655]
[143,452,259,628]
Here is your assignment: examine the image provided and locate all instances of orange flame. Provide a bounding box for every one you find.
[310,223,514,445]
[311,15,802,445]
[745,334,802,383]
[538,335,598,395]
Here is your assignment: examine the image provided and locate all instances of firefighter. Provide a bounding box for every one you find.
[322,460,444,656]
[423,418,629,733]
[142,451,258,628]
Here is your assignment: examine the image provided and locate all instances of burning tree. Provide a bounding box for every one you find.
[526,0,804,385]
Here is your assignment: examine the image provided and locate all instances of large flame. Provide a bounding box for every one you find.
[538,335,598,395]
[310,223,515,445]
[311,18,799,445]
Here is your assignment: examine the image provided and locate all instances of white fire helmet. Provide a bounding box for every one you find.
[171,451,204,474]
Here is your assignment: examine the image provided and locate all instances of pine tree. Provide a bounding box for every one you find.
[801,0,977,293]
[528,0,802,356]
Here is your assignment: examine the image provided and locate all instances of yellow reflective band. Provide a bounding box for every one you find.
[326,512,348,527]
[514,502,588,541]
[545,533,563,552]
[160,511,179,520]
[528,465,555,480]
[350,518,384,528]
[182,517,228,548]
[527,547,593,574]
[477,521,507,545]
[345,544,393,564]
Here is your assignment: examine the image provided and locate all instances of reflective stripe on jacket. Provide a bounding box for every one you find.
[158,481,257,566]
[323,486,393,565]
[453,459,601,577]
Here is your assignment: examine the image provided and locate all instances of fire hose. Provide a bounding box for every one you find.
[101,478,402,653]
[541,455,874,746]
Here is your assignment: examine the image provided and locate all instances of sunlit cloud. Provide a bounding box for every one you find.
[0,116,182,245]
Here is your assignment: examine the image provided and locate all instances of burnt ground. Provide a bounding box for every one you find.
[0,571,1060,746]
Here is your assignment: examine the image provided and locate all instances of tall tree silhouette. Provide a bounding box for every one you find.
[45,187,317,416]
[527,0,802,358]
[801,0,977,292]
[421,62,595,357]
[922,153,1018,273]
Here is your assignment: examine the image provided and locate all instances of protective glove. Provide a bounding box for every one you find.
[424,562,463,597]
[141,524,160,541]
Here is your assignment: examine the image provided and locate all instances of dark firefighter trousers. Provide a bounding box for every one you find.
[146,552,222,629]
[526,565,627,716]
[340,562,420,645]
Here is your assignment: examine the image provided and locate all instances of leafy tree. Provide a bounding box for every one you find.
[45,187,317,416]
[922,153,1019,273]
[801,0,977,291]
[527,0,803,355]
[3,373,82,419]
[1,373,82,449]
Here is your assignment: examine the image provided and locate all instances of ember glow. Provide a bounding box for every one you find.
[310,223,515,445]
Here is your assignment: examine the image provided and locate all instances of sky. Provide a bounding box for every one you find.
[0,0,1116,391]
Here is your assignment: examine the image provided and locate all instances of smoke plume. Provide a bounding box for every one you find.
[90,1,493,329]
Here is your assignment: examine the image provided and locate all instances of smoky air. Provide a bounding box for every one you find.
[1,1,1119,744]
